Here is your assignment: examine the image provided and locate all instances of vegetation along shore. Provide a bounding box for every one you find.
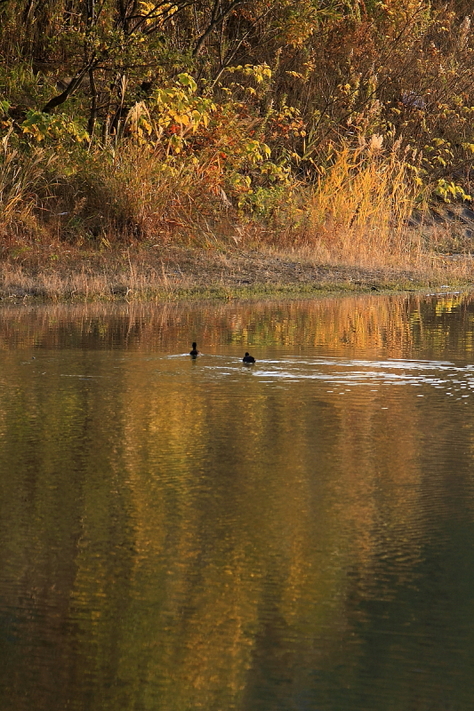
[1,0,474,301]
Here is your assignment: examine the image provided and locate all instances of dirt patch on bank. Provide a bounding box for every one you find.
[154,247,421,291]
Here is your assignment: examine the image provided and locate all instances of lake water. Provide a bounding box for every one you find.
[0,293,474,711]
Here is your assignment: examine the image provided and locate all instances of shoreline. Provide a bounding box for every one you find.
[1,244,471,304]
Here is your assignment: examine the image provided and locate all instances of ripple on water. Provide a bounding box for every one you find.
[195,357,474,401]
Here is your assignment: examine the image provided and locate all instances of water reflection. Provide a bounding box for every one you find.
[0,293,474,710]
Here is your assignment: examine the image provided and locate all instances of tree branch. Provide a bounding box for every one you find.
[193,0,246,57]
[42,61,95,113]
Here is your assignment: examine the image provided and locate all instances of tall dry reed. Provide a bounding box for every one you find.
[293,137,425,267]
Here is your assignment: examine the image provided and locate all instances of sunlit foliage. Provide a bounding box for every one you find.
[1,0,474,249]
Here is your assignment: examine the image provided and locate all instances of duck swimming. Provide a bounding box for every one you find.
[242,352,255,364]
[190,342,199,357]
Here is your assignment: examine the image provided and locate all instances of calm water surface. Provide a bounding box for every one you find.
[0,293,474,711]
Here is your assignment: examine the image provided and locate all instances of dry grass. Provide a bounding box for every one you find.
[0,131,53,239]
[1,136,474,301]
[43,144,234,246]
[0,235,473,304]
[262,138,427,268]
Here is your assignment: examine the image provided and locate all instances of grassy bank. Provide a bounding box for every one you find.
[0,237,473,303]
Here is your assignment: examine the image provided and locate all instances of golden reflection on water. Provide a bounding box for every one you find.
[0,290,472,355]
[0,292,474,710]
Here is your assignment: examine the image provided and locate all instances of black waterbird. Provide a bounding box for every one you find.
[190,342,199,357]
[242,352,255,364]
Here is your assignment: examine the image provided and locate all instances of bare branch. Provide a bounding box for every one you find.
[42,59,96,113]
[193,0,247,57]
